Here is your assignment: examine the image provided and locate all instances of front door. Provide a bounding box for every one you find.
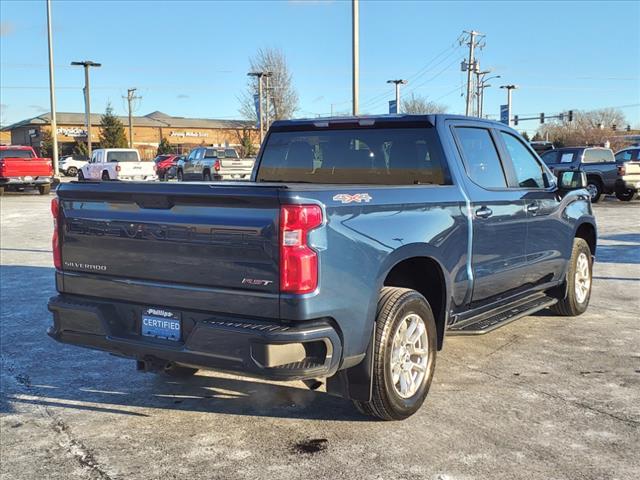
[452,125,529,303]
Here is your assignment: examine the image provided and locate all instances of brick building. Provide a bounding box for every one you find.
[1,111,258,158]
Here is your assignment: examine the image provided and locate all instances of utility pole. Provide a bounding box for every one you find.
[46,0,59,175]
[264,72,272,132]
[71,61,101,159]
[462,30,484,116]
[124,88,140,148]
[352,0,359,116]
[247,71,269,143]
[500,84,518,127]
[387,79,408,113]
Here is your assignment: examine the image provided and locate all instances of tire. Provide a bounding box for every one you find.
[615,189,636,202]
[586,178,602,203]
[203,171,212,182]
[78,170,85,181]
[66,167,78,177]
[353,287,437,420]
[161,363,198,378]
[551,238,592,316]
[101,171,110,181]
[38,184,51,195]
[177,169,184,182]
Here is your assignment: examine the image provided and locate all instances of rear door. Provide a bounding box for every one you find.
[495,129,567,287]
[451,123,529,303]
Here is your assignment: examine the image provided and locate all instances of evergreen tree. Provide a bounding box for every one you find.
[239,130,257,157]
[98,103,128,148]
[520,131,531,141]
[156,137,173,155]
[72,140,89,158]
[39,129,58,158]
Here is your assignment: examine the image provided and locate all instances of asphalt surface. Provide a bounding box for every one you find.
[1,188,639,480]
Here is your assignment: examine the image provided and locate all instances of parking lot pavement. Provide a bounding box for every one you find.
[1,191,639,480]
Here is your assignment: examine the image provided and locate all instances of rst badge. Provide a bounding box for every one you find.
[333,193,372,204]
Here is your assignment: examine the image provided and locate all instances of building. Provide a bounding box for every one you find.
[1,111,258,158]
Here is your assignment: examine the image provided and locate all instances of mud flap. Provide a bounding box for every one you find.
[326,324,375,402]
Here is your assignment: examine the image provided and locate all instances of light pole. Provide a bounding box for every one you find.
[248,71,271,143]
[46,0,59,175]
[477,74,500,118]
[71,61,101,159]
[500,84,518,127]
[352,0,359,116]
[386,79,407,113]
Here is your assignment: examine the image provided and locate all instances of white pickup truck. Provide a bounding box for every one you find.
[78,149,157,181]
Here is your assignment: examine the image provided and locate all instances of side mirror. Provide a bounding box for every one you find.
[556,170,587,193]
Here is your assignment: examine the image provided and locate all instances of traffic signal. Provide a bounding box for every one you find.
[612,124,617,131]
[627,125,632,132]
[514,115,519,126]
[540,113,545,124]
[568,110,573,122]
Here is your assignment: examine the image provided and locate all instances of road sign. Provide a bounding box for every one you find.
[500,104,509,124]
[389,100,397,114]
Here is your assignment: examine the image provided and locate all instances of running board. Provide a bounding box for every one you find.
[447,296,558,335]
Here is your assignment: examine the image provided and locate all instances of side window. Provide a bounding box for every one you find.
[614,150,633,163]
[499,131,545,188]
[584,149,614,163]
[90,152,98,163]
[455,127,507,189]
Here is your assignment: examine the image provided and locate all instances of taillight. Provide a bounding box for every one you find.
[280,205,322,294]
[115,164,121,172]
[618,164,626,176]
[214,159,221,172]
[51,197,62,269]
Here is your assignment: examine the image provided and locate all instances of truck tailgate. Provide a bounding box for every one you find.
[57,182,281,316]
[0,158,52,177]
[622,161,640,185]
[220,158,255,175]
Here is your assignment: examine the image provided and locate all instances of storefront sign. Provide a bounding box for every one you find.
[57,127,87,137]
[169,131,209,138]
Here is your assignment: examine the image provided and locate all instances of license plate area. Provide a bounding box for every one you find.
[141,308,181,341]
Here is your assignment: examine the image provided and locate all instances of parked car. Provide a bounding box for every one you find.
[614,147,640,201]
[78,148,157,181]
[540,146,617,202]
[153,154,180,181]
[176,147,255,181]
[48,114,596,420]
[59,155,88,177]
[0,145,53,195]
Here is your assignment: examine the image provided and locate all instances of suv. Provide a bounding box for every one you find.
[177,147,255,181]
[49,115,595,420]
[540,147,617,202]
[59,155,89,177]
[614,147,640,201]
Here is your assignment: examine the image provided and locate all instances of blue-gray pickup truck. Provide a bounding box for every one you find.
[48,115,596,420]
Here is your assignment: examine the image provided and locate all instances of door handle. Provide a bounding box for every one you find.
[526,202,540,214]
[475,206,493,219]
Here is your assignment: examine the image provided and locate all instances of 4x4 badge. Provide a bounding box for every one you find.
[333,193,372,204]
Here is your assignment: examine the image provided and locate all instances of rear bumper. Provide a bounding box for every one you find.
[47,295,342,381]
[0,176,51,186]
[616,178,640,192]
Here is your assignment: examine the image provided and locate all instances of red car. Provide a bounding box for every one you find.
[153,154,180,181]
[0,146,53,195]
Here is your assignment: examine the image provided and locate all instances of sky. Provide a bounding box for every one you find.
[1,0,639,135]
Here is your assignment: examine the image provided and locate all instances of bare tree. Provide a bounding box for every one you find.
[239,48,299,122]
[537,108,630,150]
[401,93,448,114]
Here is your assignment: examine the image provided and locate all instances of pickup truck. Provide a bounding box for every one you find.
[176,147,255,181]
[0,145,53,195]
[48,115,596,420]
[540,146,617,202]
[78,148,157,182]
[614,147,640,201]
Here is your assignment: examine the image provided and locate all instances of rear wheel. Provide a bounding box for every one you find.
[101,171,110,181]
[66,166,78,177]
[586,179,602,203]
[203,171,212,182]
[177,169,184,181]
[78,170,85,181]
[38,184,51,195]
[353,287,437,420]
[551,238,592,316]
[615,189,635,202]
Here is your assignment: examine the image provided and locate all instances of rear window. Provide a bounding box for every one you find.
[225,149,239,158]
[205,148,219,158]
[584,149,614,163]
[154,155,171,163]
[256,127,449,185]
[0,149,34,159]
[107,151,139,162]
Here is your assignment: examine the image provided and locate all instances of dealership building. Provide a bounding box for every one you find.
[1,111,258,158]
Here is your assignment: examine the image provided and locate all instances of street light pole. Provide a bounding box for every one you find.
[352,0,359,116]
[476,73,500,118]
[46,0,59,175]
[500,84,518,127]
[386,79,408,113]
[248,71,271,144]
[71,61,101,159]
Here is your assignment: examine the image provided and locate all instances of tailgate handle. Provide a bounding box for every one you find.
[133,195,174,209]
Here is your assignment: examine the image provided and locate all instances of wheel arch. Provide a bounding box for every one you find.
[574,220,597,256]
